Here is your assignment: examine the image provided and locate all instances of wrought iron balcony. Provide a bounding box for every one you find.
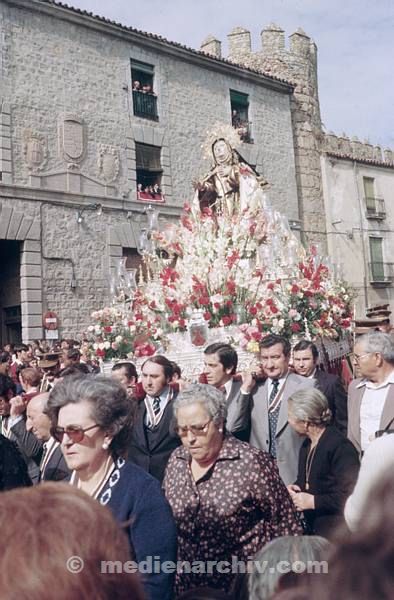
[369,262,394,285]
[232,120,253,143]
[365,197,386,219]
[132,90,159,121]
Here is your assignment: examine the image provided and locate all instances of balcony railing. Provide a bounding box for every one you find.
[232,120,253,143]
[132,90,158,121]
[365,197,386,219]
[369,262,394,285]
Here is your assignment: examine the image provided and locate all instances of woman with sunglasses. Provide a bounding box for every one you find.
[46,374,177,600]
[163,383,302,596]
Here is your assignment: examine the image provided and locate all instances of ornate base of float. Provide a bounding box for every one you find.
[100,328,352,382]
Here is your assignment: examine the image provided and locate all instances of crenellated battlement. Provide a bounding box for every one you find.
[324,132,394,167]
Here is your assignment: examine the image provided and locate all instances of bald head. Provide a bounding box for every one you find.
[26,393,51,441]
[28,392,49,412]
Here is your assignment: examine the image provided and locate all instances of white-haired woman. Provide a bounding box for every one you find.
[163,383,302,596]
[47,374,177,600]
[287,388,360,539]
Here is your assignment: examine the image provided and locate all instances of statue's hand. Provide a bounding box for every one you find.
[192,179,205,191]
[227,175,239,191]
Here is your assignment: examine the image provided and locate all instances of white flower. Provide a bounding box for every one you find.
[87,325,94,332]
[115,335,123,343]
[104,341,111,350]
[94,325,101,335]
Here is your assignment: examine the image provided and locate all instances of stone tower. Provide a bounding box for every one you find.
[203,24,325,248]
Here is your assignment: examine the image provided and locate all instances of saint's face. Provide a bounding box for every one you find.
[213,140,231,164]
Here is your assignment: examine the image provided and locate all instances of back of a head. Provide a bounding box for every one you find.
[176,587,233,600]
[249,535,331,600]
[316,469,394,600]
[0,483,144,600]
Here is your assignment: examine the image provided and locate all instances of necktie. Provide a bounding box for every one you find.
[268,379,280,410]
[268,379,280,459]
[152,397,161,417]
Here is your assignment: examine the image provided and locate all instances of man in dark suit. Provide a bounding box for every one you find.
[293,340,348,434]
[240,334,315,485]
[25,392,70,482]
[0,374,42,483]
[203,342,253,441]
[127,355,181,483]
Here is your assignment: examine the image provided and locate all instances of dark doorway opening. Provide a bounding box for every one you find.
[0,240,22,346]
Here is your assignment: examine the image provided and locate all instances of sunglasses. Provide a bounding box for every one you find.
[51,424,100,443]
[175,419,212,437]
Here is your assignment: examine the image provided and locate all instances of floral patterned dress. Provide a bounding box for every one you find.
[163,434,302,594]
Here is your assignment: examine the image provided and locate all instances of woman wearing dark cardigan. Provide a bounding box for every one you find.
[47,374,177,600]
[287,388,360,539]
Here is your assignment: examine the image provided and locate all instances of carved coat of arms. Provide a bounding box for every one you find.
[97,144,120,183]
[23,130,48,171]
[59,114,86,167]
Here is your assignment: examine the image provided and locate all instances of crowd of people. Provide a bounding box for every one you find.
[0,331,393,599]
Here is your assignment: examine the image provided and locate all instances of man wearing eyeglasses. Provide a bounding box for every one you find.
[127,355,181,483]
[348,331,394,456]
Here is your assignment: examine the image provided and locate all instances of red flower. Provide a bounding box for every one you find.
[178,318,186,328]
[270,306,279,314]
[201,206,213,218]
[291,323,301,333]
[226,251,240,269]
[198,296,210,306]
[180,215,193,231]
[222,316,232,326]
[103,326,112,333]
[203,311,212,321]
[291,285,299,294]
[226,279,236,295]
[249,306,257,316]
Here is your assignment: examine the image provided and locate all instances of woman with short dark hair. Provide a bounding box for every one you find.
[164,383,302,595]
[47,374,177,600]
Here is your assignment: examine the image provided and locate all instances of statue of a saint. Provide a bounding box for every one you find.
[193,137,268,217]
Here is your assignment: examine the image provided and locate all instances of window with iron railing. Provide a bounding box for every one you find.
[131,60,158,121]
[369,262,393,284]
[369,237,392,283]
[365,196,386,219]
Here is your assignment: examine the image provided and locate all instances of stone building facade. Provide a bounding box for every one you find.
[0,0,301,343]
[321,133,394,315]
[1,0,393,342]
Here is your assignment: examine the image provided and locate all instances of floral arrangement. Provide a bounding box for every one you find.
[85,305,159,361]
[86,132,355,361]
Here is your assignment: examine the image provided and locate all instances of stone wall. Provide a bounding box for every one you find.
[0,1,300,340]
[324,132,394,166]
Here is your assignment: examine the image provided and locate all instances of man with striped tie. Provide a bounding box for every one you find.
[242,334,315,485]
[127,355,181,483]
